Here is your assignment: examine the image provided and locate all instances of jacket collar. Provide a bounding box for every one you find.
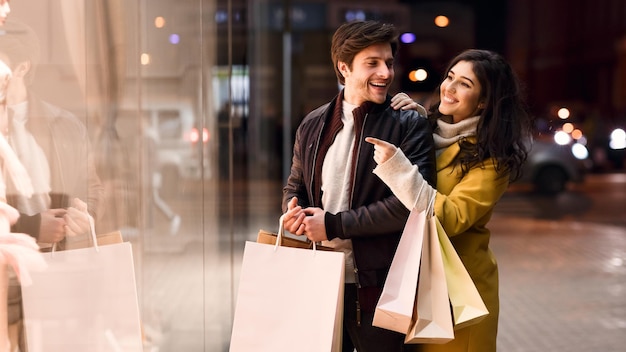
[436,136,477,172]
[324,90,392,123]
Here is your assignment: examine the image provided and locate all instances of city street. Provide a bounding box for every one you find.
[140,172,626,351]
[491,215,625,351]
[492,172,626,351]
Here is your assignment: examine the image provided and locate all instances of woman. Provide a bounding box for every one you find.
[0,9,49,351]
[366,49,533,352]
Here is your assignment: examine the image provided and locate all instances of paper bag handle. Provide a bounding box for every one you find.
[277,213,317,251]
[426,192,436,218]
[51,210,99,253]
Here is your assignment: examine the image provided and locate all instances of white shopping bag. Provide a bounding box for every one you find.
[373,208,426,333]
[405,215,454,344]
[230,220,345,352]
[21,240,143,352]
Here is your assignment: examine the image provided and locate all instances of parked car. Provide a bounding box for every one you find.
[117,98,212,198]
[519,135,589,194]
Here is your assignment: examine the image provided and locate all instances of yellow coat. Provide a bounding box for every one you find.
[419,139,509,352]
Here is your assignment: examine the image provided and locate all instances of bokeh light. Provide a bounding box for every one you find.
[154,16,165,28]
[571,129,583,140]
[554,130,572,145]
[557,107,570,119]
[408,69,428,82]
[434,15,449,27]
[609,128,626,150]
[562,123,574,133]
[571,143,589,160]
[400,32,416,44]
[141,53,151,65]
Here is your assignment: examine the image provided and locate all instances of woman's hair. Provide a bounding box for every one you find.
[331,20,398,86]
[428,49,533,181]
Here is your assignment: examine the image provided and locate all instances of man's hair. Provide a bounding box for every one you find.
[0,20,40,84]
[331,20,399,85]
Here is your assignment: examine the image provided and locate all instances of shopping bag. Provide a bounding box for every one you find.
[436,218,489,330]
[230,217,345,352]
[20,227,142,351]
[373,208,426,333]
[257,229,333,251]
[405,215,454,344]
[63,230,124,249]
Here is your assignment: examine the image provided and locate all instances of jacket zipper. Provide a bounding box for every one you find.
[354,267,361,326]
[352,113,368,327]
[308,120,325,204]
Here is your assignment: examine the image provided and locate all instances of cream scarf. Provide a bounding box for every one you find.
[320,99,358,284]
[433,115,480,151]
[8,102,51,215]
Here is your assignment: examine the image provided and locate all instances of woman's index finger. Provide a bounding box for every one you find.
[364,136,381,145]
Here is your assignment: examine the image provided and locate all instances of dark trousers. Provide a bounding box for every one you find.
[343,284,414,352]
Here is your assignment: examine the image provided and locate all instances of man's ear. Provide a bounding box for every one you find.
[337,61,349,76]
[12,61,31,78]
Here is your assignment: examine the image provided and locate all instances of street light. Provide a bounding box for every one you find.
[557,107,570,119]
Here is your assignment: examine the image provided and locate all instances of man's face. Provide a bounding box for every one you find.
[339,42,394,106]
[0,0,10,26]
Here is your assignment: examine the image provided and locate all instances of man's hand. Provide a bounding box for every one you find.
[64,198,92,237]
[302,207,328,242]
[38,209,67,243]
[282,197,306,235]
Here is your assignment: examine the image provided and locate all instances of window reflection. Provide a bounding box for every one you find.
[7,0,283,350]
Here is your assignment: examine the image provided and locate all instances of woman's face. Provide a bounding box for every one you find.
[0,0,10,26]
[438,60,483,123]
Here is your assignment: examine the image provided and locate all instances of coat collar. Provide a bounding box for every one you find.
[436,136,477,172]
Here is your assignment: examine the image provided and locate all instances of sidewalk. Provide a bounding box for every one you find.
[490,214,626,351]
[141,177,626,351]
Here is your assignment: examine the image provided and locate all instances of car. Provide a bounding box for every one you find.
[117,98,212,198]
[519,135,589,194]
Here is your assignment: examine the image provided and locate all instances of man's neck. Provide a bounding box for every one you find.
[342,89,365,107]
[6,84,28,106]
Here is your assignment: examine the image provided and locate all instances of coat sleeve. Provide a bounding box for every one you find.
[372,147,436,212]
[282,122,310,213]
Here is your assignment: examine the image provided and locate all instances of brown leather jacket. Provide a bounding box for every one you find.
[283,92,436,288]
[8,94,104,241]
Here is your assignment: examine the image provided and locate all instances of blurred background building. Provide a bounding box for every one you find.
[6,0,626,350]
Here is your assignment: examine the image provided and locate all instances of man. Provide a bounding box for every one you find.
[0,20,104,350]
[282,20,436,351]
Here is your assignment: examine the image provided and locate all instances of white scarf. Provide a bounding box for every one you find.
[320,100,358,284]
[433,115,480,151]
[8,102,51,215]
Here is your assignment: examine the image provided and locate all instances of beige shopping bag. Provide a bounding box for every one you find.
[62,230,124,250]
[405,215,454,344]
[373,208,426,333]
[21,234,142,351]
[257,229,334,251]
[436,218,489,330]
[230,219,345,352]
